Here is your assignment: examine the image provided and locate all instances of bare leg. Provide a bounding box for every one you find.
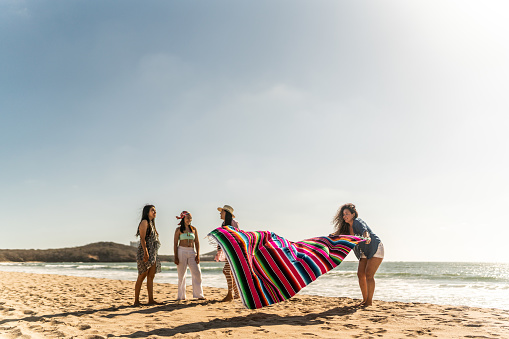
[222,262,233,302]
[134,271,148,305]
[357,259,368,306]
[147,264,157,304]
[230,266,239,299]
[364,257,383,306]
[232,278,240,300]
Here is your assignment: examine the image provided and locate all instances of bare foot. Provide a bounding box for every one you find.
[133,301,141,307]
[356,301,366,307]
[147,300,163,305]
[222,294,233,302]
[197,297,206,300]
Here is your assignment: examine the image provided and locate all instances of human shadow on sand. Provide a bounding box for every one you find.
[117,305,360,338]
[0,299,215,326]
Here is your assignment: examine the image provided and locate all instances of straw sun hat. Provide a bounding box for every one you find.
[217,205,235,218]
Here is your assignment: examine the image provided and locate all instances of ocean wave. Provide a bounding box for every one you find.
[159,266,223,272]
[374,272,509,283]
[199,266,225,271]
[76,265,109,270]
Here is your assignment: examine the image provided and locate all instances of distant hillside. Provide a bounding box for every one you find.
[0,242,217,263]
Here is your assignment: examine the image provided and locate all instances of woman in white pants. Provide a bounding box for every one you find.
[174,211,205,300]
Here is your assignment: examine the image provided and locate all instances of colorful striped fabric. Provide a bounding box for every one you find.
[208,226,363,309]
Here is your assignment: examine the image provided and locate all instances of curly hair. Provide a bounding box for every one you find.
[332,203,358,235]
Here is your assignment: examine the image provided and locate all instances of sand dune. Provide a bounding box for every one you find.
[1,271,508,338]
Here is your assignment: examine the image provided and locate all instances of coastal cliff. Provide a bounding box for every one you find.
[0,242,216,262]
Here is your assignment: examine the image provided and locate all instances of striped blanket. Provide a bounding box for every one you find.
[208,226,363,309]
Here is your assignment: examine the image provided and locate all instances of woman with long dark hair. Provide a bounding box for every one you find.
[332,203,384,307]
[217,204,240,302]
[173,211,205,300]
[134,204,161,306]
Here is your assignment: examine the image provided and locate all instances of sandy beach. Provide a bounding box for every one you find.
[1,271,508,338]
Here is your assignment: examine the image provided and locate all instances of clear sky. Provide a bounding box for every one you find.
[1,1,508,262]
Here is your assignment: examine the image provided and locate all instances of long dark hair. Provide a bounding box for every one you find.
[332,203,358,235]
[222,210,233,226]
[179,212,193,233]
[136,204,155,237]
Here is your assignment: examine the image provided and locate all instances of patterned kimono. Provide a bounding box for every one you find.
[136,221,161,275]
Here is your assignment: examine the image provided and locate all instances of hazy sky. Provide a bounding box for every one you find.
[1,1,508,262]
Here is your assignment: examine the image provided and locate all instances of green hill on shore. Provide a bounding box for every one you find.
[0,242,216,262]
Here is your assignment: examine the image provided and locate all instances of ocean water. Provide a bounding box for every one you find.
[1,261,508,310]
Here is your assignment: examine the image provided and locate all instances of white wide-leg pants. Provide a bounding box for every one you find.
[177,246,204,300]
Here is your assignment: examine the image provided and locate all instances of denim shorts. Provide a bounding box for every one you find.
[360,242,384,259]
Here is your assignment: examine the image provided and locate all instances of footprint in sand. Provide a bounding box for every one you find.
[9,328,29,338]
[369,316,388,323]
[320,326,334,331]
[344,324,359,329]
[444,307,464,311]
[51,330,66,337]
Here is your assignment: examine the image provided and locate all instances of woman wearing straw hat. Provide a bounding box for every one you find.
[217,204,240,302]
